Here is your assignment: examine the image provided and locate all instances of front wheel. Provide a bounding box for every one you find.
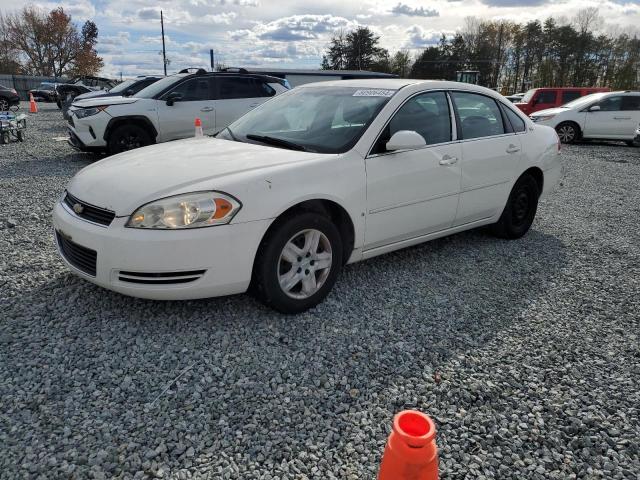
[556,122,579,144]
[253,212,343,314]
[107,124,152,154]
[491,174,539,239]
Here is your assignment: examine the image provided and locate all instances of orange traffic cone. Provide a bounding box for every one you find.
[194,117,203,137]
[29,93,38,113]
[378,410,438,480]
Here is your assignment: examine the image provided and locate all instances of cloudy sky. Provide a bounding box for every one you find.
[5,0,640,77]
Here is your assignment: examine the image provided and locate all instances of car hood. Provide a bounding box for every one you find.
[72,96,138,107]
[67,137,325,216]
[530,107,568,117]
[74,90,113,101]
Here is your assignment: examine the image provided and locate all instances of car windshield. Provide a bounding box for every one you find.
[561,92,608,109]
[216,86,396,154]
[520,89,537,103]
[135,75,183,98]
[108,79,137,94]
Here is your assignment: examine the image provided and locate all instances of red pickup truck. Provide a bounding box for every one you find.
[514,87,610,115]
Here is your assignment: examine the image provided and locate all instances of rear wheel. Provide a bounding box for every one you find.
[253,212,343,313]
[0,132,9,144]
[0,97,9,111]
[107,124,152,154]
[556,122,579,144]
[17,129,24,142]
[491,174,539,239]
[625,140,637,147]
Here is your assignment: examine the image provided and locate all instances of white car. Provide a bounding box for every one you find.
[53,80,563,313]
[67,70,289,154]
[530,91,640,146]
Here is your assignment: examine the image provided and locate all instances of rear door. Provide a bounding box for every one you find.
[212,77,276,130]
[450,91,521,226]
[155,77,215,141]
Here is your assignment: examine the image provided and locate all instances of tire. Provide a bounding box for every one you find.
[0,97,9,111]
[556,122,579,144]
[107,123,153,154]
[17,129,24,142]
[0,132,8,144]
[252,212,343,314]
[625,140,637,147]
[491,174,540,239]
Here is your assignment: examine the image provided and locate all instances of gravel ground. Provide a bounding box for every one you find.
[1,102,639,479]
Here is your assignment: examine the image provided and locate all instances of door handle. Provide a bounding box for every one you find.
[613,117,631,120]
[506,144,520,154]
[249,103,259,108]
[200,107,214,112]
[439,155,458,166]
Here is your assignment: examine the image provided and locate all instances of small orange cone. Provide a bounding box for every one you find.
[29,93,38,113]
[378,410,438,480]
[194,117,203,137]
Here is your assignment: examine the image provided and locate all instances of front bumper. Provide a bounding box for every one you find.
[67,111,109,149]
[53,200,271,300]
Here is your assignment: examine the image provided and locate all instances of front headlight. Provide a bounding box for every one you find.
[74,106,108,119]
[126,191,241,229]
[531,114,555,123]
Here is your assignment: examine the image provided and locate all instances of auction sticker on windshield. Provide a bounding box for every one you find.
[352,89,396,97]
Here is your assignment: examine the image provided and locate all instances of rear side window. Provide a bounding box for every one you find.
[561,91,581,104]
[451,92,505,139]
[621,96,640,111]
[217,77,261,100]
[535,91,557,104]
[502,105,526,133]
[257,81,276,97]
[167,78,212,101]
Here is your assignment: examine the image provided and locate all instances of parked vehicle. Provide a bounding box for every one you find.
[66,69,289,154]
[515,87,610,115]
[530,91,640,145]
[28,82,59,102]
[73,76,161,102]
[54,79,563,313]
[0,84,20,111]
[505,93,525,103]
[634,123,640,146]
[56,76,119,109]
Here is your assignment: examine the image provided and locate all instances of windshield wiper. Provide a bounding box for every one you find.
[246,134,308,152]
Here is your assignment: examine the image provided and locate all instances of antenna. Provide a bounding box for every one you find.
[161,11,167,76]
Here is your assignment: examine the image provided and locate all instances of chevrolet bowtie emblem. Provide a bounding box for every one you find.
[73,203,84,214]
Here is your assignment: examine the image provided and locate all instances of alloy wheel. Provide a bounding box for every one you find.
[557,125,575,143]
[0,98,8,111]
[278,229,332,299]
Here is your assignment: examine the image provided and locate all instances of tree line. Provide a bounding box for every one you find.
[322,9,640,92]
[0,7,103,78]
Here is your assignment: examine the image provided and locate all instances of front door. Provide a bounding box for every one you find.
[156,77,215,141]
[364,91,461,249]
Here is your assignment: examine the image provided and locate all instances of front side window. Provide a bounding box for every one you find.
[373,91,451,153]
[535,91,557,104]
[167,78,211,101]
[451,92,505,139]
[621,96,640,111]
[217,86,394,154]
[598,96,622,111]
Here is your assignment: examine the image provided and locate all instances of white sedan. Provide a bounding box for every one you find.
[530,91,640,146]
[53,79,562,313]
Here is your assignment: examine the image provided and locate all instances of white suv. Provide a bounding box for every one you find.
[530,91,640,146]
[67,70,289,154]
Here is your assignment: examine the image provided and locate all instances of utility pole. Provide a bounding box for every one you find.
[161,10,167,76]
[210,49,215,71]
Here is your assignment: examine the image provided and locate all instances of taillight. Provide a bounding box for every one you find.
[11,89,17,95]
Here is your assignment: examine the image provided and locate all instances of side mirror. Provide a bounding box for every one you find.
[124,88,135,97]
[165,92,183,106]
[386,130,427,151]
[588,105,601,112]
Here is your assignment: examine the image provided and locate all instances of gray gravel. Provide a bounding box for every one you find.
[1,101,639,479]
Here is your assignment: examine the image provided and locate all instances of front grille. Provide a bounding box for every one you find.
[64,192,115,226]
[118,270,206,285]
[56,231,97,276]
